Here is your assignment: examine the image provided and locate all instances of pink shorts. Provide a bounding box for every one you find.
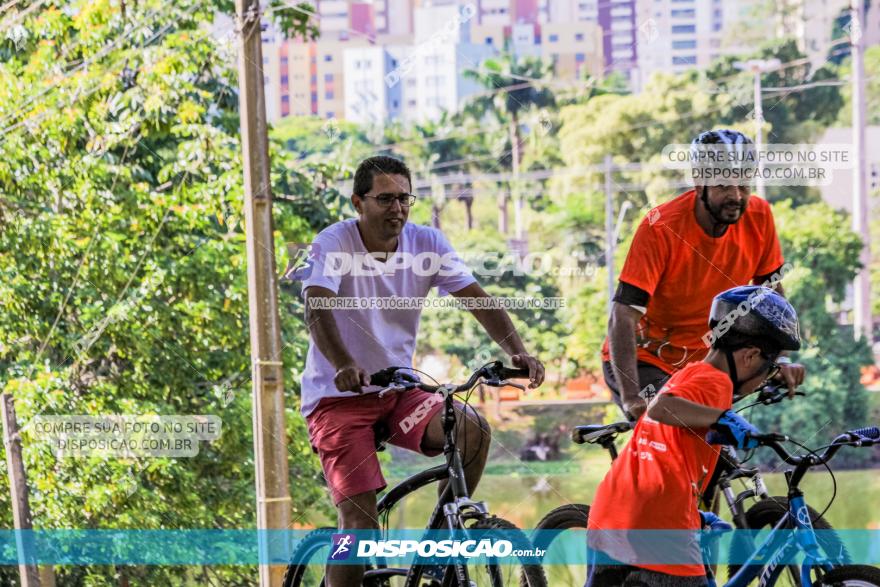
[306,389,447,505]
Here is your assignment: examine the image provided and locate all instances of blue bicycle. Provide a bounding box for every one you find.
[708,426,880,586]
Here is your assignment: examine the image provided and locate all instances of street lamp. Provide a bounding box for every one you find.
[734,58,781,199]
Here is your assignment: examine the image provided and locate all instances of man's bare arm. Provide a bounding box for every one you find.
[304,286,369,392]
[608,301,646,418]
[450,282,545,388]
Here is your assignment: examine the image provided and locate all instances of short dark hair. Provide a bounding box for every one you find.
[353,156,412,197]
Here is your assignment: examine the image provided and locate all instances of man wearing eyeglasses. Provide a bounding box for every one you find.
[299,155,545,587]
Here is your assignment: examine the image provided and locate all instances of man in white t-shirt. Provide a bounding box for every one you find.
[300,156,545,587]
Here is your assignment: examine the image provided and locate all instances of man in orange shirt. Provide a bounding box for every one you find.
[587,286,801,586]
[602,130,805,421]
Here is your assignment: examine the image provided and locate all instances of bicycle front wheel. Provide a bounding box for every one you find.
[283,527,334,587]
[524,504,590,587]
[434,516,546,587]
[727,496,849,587]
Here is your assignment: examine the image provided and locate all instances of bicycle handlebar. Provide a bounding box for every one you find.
[750,426,879,466]
[369,361,532,396]
[734,382,804,413]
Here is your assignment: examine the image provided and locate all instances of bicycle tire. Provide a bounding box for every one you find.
[727,496,850,587]
[283,527,334,587]
[521,504,590,587]
[413,516,546,587]
[282,527,402,587]
[815,565,880,586]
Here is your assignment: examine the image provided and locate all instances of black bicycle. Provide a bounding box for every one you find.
[528,383,850,587]
[283,361,548,587]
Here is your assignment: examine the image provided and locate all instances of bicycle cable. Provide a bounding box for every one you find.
[784,437,838,523]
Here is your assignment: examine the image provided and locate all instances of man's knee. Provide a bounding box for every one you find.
[337,492,379,530]
[458,406,491,455]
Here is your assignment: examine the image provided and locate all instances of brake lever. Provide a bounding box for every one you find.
[377,384,406,398]
[503,380,526,392]
[485,378,526,392]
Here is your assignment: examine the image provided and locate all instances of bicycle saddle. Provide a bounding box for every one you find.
[571,421,632,445]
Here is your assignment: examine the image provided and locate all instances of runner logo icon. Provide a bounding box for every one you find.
[329,533,356,561]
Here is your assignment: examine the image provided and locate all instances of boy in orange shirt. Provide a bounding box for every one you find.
[587,285,801,586]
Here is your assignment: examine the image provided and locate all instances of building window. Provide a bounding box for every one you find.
[282,95,289,103]
[672,55,697,65]
[326,111,334,118]
[325,90,334,99]
[575,52,585,62]
[324,55,333,62]
[281,56,288,65]
[549,33,559,42]
[671,9,695,17]
[712,21,722,31]
[710,38,721,48]
[325,73,334,82]
[281,75,289,84]
[672,40,697,49]
[575,33,585,41]
[485,36,493,44]
[310,75,317,83]
[671,24,696,33]
[408,99,417,106]
[392,100,398,108]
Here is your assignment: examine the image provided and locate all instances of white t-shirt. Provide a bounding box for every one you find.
[299,218,476,416]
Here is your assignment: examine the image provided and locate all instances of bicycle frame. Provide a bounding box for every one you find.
[715,446,770,529]
[371,391,491,587]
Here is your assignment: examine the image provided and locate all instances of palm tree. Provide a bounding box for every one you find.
[385,112,471,230]
[463,52,556,238]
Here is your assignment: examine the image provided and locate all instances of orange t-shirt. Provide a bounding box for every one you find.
[587,362,733,576]
[601,190,784,374]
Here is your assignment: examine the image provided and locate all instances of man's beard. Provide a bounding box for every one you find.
[707,199,746,225]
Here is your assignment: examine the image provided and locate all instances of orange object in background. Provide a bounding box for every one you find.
[861,364,880,389]
[498,387,521,401]
[565,372,611,401]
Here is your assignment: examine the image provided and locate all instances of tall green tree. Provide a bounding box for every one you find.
[0,0,334,584]
[463,52,556,235]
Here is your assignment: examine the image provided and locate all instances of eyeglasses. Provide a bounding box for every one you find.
[762,355,782,381]
[362,193,417,208]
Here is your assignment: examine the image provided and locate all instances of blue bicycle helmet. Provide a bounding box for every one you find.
[708,286,800,392]
[709,285,800,352]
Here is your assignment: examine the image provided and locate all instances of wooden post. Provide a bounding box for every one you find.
[234,1,292,585]
[1,393,42,587]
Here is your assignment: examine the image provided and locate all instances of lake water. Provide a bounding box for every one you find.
[385,458,880,531]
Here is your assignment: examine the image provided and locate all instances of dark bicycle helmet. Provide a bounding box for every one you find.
[708,285,801,352]
[707,286,800,393]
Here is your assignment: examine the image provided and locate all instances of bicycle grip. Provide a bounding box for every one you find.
[848,426,880,441]
[498,366,531,380]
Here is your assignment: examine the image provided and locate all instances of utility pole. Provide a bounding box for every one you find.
[2,394,41,587]
[234,1,292,585]
[851,0,873,342]
[604,155,615,313]
[734,58,781,199]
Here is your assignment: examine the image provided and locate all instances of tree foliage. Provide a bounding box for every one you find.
[0,0,332,584]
